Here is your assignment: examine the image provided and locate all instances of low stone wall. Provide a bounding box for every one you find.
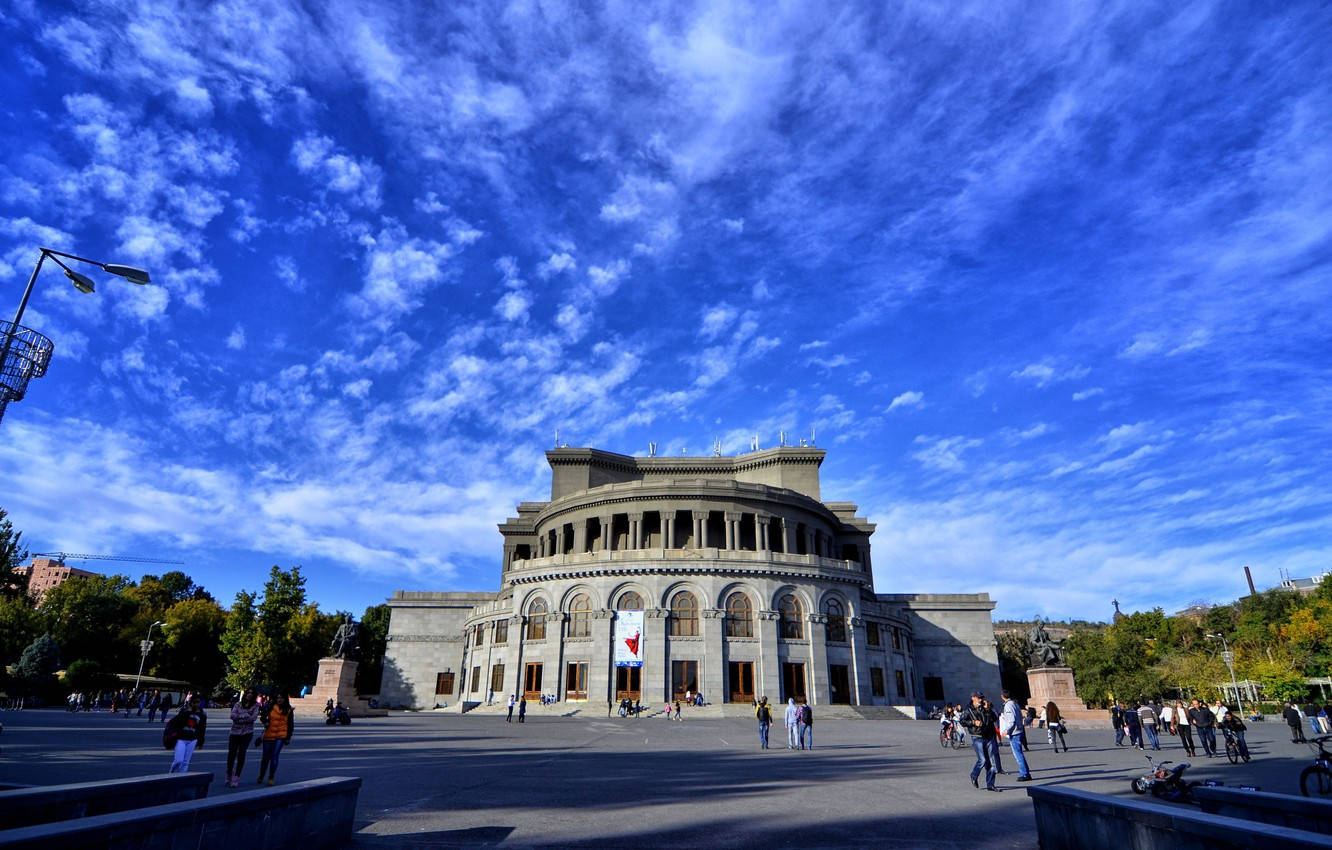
[0,771,212,828]
[1194,786,1332,834]
[0,776,361,850]
[1028,786,1332,850]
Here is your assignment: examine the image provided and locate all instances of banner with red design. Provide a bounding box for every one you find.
[614,610,644,668]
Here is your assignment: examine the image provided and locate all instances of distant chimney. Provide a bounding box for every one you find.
[1244,565,1256,596]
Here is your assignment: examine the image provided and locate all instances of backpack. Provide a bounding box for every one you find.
[162,718,179,750]
[800,705,813,724]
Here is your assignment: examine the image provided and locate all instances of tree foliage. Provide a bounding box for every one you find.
[13,633,61,695]
[0,508,28,598]
[355,603,391,694]
[222,566,339,693]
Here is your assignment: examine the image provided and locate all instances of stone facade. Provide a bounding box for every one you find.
[380,447,1000,711]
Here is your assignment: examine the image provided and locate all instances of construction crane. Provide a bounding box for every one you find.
[35,552,186,566]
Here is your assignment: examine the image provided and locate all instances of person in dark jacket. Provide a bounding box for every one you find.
[961,692,1000,791]
[167,695,207,773]
[158,693,173,723]
[755,697,772,749]
[1110,702,1126,746]
[1286,702,1308,743]
[1190,699,1217,757]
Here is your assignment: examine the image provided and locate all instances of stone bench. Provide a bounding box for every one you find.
[1028,785,1332,850]
[0,771,212,828]
[1193,786,1332,834]
[0,776,361,849]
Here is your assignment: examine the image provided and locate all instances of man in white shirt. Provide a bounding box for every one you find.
[999,690,1033,781]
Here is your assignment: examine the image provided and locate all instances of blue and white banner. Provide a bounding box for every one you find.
[614,610,644,668]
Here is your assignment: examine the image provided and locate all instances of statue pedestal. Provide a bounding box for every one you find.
[1025,666,1109,729]
[291,657,387,718]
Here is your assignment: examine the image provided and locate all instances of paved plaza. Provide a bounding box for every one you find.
[0,706,1315,848]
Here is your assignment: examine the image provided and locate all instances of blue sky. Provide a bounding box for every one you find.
[1,0,1329,622]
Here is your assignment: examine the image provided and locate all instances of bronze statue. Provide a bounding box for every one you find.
[1028,617,1063,667]
[330,613,359,660]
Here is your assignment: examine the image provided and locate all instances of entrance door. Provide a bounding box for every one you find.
[728,661,754,703]
[829,664,851,704]
[671,661,698,701]
[615,666,641,701]
[566,662,588,700]
[523,663,543,700]
[781,662,807,704]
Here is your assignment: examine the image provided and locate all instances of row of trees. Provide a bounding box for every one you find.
[0,509,388,701]
[998,579,1332,708]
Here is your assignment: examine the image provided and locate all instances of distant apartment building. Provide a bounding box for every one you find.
[14,557,98,602]
[1280,573,1331,595]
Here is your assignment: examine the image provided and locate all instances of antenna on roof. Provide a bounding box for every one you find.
[810,427,816,446]
[713,438,722,457]
[648,441,657,457]
[681,446,688,455]
[779,430,787,446]
[554,428,560,448]
[750,435,759,452]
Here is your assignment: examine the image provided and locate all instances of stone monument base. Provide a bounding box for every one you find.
[291,657,387,718]
[1025,666,1108,729]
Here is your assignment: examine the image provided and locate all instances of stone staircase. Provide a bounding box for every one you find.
[455,700,918,721]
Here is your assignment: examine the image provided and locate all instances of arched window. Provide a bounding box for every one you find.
[779,594,804,640]
[824,598,847,643]
[725,592,753,638]
[526,598,547,640]
[617,591,643,611]
[669,591,698,636]
[568,593,592,638]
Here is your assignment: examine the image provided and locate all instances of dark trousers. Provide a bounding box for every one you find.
[226,734,251,777]
[1291,723,1308,742]
[1199,726,1217,756]
[259,739,284,779]
[1178,724,1196,755]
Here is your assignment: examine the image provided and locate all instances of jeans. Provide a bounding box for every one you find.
[1127,724,1142,747]
[169,739,197,774]
[226,733,252,777]
[1230,730,1250,759]
[787,724,800,748]
[758,721,770,749]
[971,737,996,788]
[259,739,285,779]
[1178,724,1196,754]
[1144,724,1160,749]
[799,723,813,749]
[1114,726,1125,745]
[1199,726,1217,756]
[1008,731,1031,777]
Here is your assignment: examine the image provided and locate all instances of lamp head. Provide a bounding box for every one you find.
[65,269,96,294]
[102,264,151,285]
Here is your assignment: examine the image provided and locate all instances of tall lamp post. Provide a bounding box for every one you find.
[0,246,151,423]
[134,620,166,693]
[1206,632,1244,713]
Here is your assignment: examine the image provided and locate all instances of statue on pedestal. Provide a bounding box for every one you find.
[329,613,359,660]
[1027,617,1064,667]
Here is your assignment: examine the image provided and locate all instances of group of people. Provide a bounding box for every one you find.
[1110,698,1249,761]
[751,697,813,750]
[949,690,1037,791]
[163,689,298,788]
[1283,701,1332,741]
[65,688,179,721]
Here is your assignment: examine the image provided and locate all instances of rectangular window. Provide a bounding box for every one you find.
[891,626,902,650]
[566,662,588,700]
[435,672,455,696]
[494,620,508,644]
[866,622,880,646]
[524,663,544,699]
[921,674,941,701]
[490,664,505,696]
[895,670,907,698]
[470,665,481,693]
[671,660,698,701]
[871,667,885,697]
[474,623,485,646]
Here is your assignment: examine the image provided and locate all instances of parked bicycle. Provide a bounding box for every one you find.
[1301,735,1332,797]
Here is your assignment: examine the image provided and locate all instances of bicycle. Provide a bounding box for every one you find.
[1301,735,1332,797]
[1220,728,1246,764]
[938,723,966,749]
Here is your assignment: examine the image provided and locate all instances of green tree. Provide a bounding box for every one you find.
[12,633,60,697]
[221,590,261,690]
[0,508,28,598]
[0,595,42,671]
[63,658,118,695]
[39,574,141,670]
[355,604,391,694]
[222,566,331,693]
[158,598,228,686]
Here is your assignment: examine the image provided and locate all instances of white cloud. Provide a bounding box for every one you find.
[1011,361,1090,388]
[723,217,744,233]
[888,390,924,411]
[496,291,531,322]
[226,325,246,350]
[912,435,982,472]
[799,340,828,351]
[1072,387,1105,401]
[290,134,383,208]
[699,304,738,339]
[537,252,576,278]
[342,379,372,399]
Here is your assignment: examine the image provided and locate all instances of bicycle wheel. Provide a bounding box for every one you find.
[1226,741,1239,765]
[1301,765,1332,798]
[940,728,950,749]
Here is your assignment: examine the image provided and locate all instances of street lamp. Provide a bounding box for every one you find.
[0,246,152,423]
[1206,632,1244,714]
[134,620,166,693]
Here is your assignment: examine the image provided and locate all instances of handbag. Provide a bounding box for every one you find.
[162,726,178,750]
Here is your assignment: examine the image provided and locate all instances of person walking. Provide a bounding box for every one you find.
[1046,702,1067,752]
[1124,702,1143,749]
[1190,699,1217,757]
[798,702,814,750]
[158,692,173,723]
[982,698,1004,773]
[507,694,515,723]
[166,695,207,774]
[146,690,161,722]
[1286,702,1308,743]
[999,690,1033,781]
[674,699,683,721]
[784,698,801,749]
[961,692,999,790]
[518,696,527,723]
[226,689,261,788]
[1173,699,1197,756]
[1110,702,1126,746]
[756,697,772,749]
[1139,701,1160,750]
[257,692,294,785]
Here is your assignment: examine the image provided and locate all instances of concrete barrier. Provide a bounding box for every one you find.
[1028,785,1332,850]
[0,771,211,828]
[0,776,360,850]
[1193,786,1332,834]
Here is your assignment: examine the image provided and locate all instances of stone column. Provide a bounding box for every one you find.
[551,611,568,700]
[781,517,794,554]
[572,521,586,554]
[555,524,566,556]
[589,609,615,709]
[645,607,669,703]
[808,613,830,705]
[848,616,868,705]
[694,512,706,548]
[757,611,781,702]
[664,511,675,549]
[756,514,769,551]
[508,616,525,699]
[629,513,643,549]
[724,512,738,550]
[601,516,612,551]
[701,608,726,701]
